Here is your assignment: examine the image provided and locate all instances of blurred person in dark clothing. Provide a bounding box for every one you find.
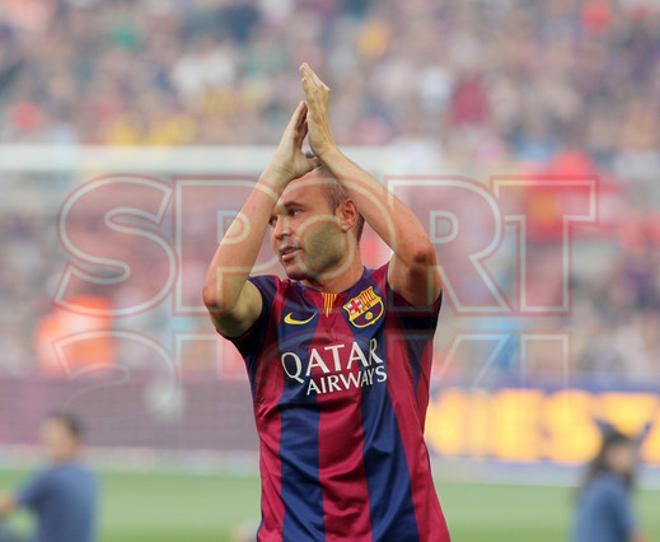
[571,426,649,542]
[0,413,98,542]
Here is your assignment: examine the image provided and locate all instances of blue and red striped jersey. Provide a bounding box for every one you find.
[225,262,450,542]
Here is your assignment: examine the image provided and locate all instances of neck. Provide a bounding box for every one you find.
[53,450,81,464]
[302,250,364,293]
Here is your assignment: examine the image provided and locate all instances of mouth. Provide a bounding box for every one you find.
[279,246,301,263]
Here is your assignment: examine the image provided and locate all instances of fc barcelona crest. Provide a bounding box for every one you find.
[342,286,384,328]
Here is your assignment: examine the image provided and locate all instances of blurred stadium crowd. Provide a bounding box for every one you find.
[0,0,658,382]
[0,0,657,159]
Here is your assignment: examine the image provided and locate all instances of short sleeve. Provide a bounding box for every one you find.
[223,274,280,359]
[382,261,443,333]
[16,470,50,510]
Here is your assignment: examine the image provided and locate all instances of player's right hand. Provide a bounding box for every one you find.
[265,101,321,187]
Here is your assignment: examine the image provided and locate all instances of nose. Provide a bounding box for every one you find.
[272,215,291,240]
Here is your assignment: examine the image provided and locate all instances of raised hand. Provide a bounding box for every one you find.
[299,63,336,159]
[267,100,321,186]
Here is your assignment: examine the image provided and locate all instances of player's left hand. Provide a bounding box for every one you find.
[299,63,336,158]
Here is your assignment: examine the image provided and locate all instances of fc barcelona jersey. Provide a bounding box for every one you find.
[224,262,450,542]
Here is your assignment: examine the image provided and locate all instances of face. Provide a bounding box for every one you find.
[40,419,79,462]
[606,442,636,476]
[269,172,354,281]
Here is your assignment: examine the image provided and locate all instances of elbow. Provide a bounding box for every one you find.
[410,241,436,267]
[202,283,223,312]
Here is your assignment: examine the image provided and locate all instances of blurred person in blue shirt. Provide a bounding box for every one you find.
[0,413,98,542]
[571,427,648,542]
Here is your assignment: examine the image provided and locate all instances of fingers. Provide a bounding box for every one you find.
[285,100,306,132]
[301,76,313,102]
[299,63,326,88]
[296,102,308,129]
[294,120,308,148]
[293,102,308,143]
[299,62,329,104]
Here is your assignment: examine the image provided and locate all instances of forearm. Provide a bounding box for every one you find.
[319,146,434,267]
[202,166,287,313]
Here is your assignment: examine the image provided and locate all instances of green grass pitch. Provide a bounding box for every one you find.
[1,469,659,541]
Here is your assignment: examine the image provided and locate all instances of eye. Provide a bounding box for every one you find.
[288,208,302,217]
[268,216,276,227]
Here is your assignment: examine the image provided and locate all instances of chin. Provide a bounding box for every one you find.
[281,261,307,280]
[286,270,307,280]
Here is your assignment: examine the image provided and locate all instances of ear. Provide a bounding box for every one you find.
[337,198,359,233]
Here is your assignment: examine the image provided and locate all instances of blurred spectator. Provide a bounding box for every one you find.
[0,0,655,161]
[570,426,649,542]
[35,296,115,379]
[0,412,99,542]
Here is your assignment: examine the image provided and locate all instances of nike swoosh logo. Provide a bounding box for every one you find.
[283,312,318,325]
